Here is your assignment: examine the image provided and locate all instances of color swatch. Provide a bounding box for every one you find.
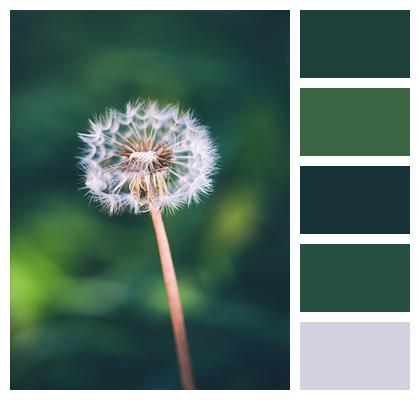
[299,9,411,392]
[300,89,410,156]
[300,244,410,312]
[300,10,410,78]
[300,322,410,389]
[300,166,410,234]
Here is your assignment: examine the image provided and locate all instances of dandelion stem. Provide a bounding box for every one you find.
[150,209,195,390]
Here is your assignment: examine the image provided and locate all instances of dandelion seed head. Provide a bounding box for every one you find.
[77,100,219,215]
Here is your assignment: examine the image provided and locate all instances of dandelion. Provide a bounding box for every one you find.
[77,100,218,389]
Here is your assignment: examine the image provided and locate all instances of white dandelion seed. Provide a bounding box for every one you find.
[76,99,219,390]
[77,100,218,215]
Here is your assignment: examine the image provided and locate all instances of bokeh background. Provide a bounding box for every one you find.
[11,11,290,389]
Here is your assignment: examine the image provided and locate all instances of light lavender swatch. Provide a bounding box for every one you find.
[300,322,410,389]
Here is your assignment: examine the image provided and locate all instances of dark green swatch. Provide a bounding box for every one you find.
[300,167,410,234]
[300,10,410,78]
[301,89,410,156]
[301,244,410,312]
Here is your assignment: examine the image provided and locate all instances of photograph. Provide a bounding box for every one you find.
[10,10,290,390]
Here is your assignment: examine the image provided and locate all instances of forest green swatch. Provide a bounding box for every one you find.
[300,244,410,312]
[300,10,410,78]
[300,89,410,156]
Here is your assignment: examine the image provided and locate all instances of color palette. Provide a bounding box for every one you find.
[300,323,410,389]
[300,244,410,312]
[300,10,410,77]
[301,89,410,156]
[299,9,411,391]
[300,166,410,234]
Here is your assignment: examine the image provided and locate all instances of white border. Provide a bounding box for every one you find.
[300,234,411,244]
[2,1,419,399]
[301,78,411,88]
[409,1,419,393]
[289,7,300,392]
[300,313,411,323]
[300,156,410,166]
[1,1,10,399]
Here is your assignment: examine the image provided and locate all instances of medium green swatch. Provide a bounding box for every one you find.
[301,244,410,312]
[300,10,410,78]
[300,89,410,156]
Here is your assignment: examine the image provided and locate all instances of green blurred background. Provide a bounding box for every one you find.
[11,11,290,389]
